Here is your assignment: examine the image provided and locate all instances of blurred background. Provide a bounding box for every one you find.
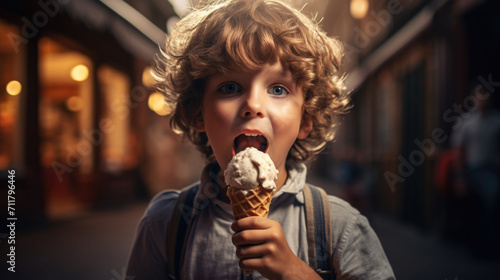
[0,0,499,279]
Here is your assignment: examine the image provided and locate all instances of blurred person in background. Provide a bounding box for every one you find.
[452,85,500,258]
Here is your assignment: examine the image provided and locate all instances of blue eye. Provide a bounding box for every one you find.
[267,86,288,96]
[219,83,241,94]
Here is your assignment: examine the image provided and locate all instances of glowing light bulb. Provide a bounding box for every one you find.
[6,80,22,96]
[350,0,369,19]
[71,64,89,81]
[148,92,171,116]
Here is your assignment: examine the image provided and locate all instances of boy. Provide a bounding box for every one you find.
[127,0,395,279]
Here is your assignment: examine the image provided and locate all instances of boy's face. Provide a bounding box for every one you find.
[197,62,312,188]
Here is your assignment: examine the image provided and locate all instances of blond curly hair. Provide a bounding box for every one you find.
[154,0,350,162]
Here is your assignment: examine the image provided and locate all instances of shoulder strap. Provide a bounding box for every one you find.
[303,184,335,280]
[166,184,199,280]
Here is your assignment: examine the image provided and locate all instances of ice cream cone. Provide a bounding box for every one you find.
[224,147,279,278]
[227,185,274,220]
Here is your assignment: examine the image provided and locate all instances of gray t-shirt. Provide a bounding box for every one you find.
[126,162,395,279]
[452,110,500,167]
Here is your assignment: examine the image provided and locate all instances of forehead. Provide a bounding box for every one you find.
[207,62,297,85]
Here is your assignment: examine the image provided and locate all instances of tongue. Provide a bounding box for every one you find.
[234,135,267,154]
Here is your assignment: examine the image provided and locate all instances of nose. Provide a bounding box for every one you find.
[241,87,264,118]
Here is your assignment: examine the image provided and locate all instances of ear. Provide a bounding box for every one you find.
[297,114,313,140]
[193,118,205,132]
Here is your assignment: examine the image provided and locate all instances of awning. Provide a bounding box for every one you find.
[63,0,167,63]
[345,0,449,92]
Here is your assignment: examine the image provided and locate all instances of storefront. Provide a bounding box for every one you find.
[0,0,184,226]
[316,0,500,228]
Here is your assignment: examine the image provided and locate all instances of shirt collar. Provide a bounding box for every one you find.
[275,160,308,196]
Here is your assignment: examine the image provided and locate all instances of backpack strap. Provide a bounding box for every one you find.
[166,184,199,280]
[303,184,335,280]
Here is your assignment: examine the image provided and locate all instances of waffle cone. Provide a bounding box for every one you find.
[227,186,274,220]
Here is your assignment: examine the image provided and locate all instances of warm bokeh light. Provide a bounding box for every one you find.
[66,95,83,112]
[350,0,369,19]
[155,106,171,116]
[148,92,171,116]
[142,66,155,88]
[6,80,22,96]
[148,92,164,111]
[70,64,89,81]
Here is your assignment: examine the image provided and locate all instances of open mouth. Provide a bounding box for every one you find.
[234,133,268,154]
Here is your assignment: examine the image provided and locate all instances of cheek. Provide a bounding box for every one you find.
[269,102,303,134]
[204,101,232,126]
[202,100,235,160]
[217,100,237,118]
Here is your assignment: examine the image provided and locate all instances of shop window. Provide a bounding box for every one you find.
[375,73,399,154]
[39,37,93,218]
[0,20,25,170]
[98,65,131,173]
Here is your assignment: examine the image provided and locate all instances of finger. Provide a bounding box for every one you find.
[235,244,262,260]
[239,257,266,272]
[231,216,273,232]
[232,228,270,246]
[236,243,275,260]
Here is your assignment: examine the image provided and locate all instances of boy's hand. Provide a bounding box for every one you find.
[231,217,322,280]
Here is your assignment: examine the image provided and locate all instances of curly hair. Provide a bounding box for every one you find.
[154,0,350,163]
